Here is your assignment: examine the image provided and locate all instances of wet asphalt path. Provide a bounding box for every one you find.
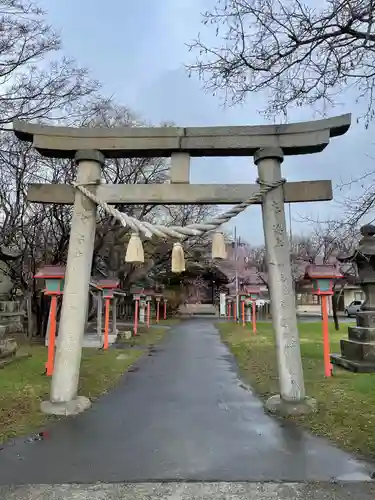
[0,319,372,484]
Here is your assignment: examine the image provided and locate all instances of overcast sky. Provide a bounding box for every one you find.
[39,0,375,245]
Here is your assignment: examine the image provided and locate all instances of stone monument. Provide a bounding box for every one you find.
[0,246,24,335]
[0,246,24,363]
[331,225,375,372]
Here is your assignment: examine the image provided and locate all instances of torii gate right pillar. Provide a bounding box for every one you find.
[255,147,314,415]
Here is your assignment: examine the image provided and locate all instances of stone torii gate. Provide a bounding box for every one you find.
[13,114,351,416]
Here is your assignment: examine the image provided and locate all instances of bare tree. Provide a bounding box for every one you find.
[326,169,375,233]
[220,224,356,292]
[290,223,357,263]
[0,99,218,335]
[0,0,101,128]
[0,1,219,335]
[187,0,375,123]
[0,0,104,336]
[286,225,356,328]
[216,241,267,290]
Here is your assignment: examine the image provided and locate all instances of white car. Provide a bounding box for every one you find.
[345,300,364,317]
[256,299,270,307]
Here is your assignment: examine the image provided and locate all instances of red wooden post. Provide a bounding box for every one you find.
[164,300,167,320]
[321,295,332,377]
[228,302,231,319]
[252,300,257,334]
[46,295,58,376]
[134,298,139,336]
[104,297,110,349]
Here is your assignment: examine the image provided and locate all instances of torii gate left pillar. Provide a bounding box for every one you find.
[45,150,103,415]
[13,114,351,416]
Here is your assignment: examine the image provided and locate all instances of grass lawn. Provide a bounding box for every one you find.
[0,325,171,444]
[217,320,375,458]
[117,324,172,347]
[157,318,180,326]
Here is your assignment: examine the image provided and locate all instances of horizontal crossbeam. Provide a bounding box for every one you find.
[27,180,332,205]
[13,115,351,158]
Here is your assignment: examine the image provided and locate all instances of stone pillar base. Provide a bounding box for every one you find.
[40,396,91,416]
[265,394,317,417]
[331,312,375,372]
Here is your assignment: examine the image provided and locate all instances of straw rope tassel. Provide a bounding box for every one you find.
[211,231,226,259]
[73,180,284,272]
[171,242,185,273]
[125,232,144,263]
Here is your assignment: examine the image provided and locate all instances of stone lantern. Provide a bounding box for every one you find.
[331,225,375,372]
[34,265,66,375]
[131,286,144,336]
[154,293,163,323]
[92,278,120,349]
[244,285,261,333]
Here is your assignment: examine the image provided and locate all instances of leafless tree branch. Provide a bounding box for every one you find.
[187,0,375,123]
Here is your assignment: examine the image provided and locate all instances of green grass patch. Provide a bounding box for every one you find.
[158,318,180,326]
[217,320,375,458]
[117,325,171,347]
[0,330,165,444]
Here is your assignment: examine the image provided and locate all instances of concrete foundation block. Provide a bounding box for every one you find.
[265,394,317,417]
[40,396,91,416]
[356,311,375,328]
[330,353,375,373]
[341,338,375,362]
[348,326,375,342]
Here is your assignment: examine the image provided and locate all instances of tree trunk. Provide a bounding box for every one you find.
[332,281,346,331]
[26,290,35,338]
[332,290,339,331]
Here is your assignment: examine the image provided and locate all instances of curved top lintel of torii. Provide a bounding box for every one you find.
[12,114,351,159]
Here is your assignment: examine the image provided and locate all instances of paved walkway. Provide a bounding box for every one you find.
[2,482,375,500]
[0,319,372,484]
